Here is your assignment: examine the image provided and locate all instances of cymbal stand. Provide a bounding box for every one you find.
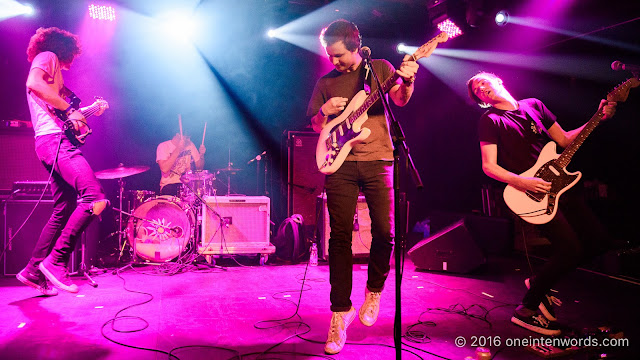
[112,207,177,272]
[70,232,98,287]
[117,177,126,259]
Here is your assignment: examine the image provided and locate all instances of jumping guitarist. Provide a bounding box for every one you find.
[306,19,419,355]
[17,27,109,296]
[467,72,616,336]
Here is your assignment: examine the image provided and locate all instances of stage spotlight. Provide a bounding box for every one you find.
[495,10,509,26]
[437,19,463,39]
[0,1,35,20]
[397,43,406,54]
[88,4,116,21]
[267,28,277,38]
[23,3,34,16]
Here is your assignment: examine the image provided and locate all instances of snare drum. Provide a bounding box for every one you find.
[179,170,215,204]
[127,196,195,262]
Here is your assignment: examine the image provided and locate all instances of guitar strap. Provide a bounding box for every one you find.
[362,61,372,95]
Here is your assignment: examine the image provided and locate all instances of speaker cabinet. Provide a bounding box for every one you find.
[286,131,324,230]
[408,220,485,273]
[3,200,53,275]
[317,194,372,260]
[200,196,275,256]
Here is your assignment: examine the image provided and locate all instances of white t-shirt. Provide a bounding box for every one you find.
[156,139,201,189]
[26,51,65,137]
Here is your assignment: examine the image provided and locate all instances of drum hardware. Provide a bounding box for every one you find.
[217,165,242,196]
[179,178,228,269]
[95,163,150,263]
[69,232,98,288]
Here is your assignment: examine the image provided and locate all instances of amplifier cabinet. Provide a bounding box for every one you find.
[3,200,53,275]
[317,194,372,260]
[200,196,275,256]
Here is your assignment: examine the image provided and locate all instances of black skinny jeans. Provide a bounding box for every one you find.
[325,160,395,312]
[27,134,106,270]
[521,187,610,310]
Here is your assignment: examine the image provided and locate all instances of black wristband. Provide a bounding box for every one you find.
[319,107,326,117]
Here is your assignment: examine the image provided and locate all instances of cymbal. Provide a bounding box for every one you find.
[217,166,242,173]
[95,165,150,179]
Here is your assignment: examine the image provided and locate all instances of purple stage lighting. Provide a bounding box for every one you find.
[437,19,463,39]
[88,4,116,21]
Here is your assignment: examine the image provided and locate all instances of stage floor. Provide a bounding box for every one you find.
[1,253,638,360]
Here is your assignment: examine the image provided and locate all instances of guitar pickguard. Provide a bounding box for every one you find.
[524,160,579,215]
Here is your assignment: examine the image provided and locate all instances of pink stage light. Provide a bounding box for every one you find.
[437,18,463,39]
[88,4,116,21]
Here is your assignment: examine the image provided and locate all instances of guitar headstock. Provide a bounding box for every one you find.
[94,96,109,110]
[411,32,449,61]
[607,78,640,102]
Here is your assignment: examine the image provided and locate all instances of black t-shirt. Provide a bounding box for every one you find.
[478,98,557,174]
[306,59,396,161]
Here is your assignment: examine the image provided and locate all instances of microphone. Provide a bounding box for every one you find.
[360,46,372,60]
[611,61,640,72]
[247,150,267,164]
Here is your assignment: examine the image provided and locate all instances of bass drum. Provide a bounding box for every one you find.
[127,196,194,262]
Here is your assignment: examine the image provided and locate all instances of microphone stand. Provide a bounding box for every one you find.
[363,53,423,360]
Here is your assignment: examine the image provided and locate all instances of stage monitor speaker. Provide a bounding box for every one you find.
[407,220,485,273]
[317,194,372,260]
[286,131,324,230]
[0,128,49,191]
[200,196,275,256]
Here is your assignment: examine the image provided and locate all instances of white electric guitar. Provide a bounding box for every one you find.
[316,32,449,175]
[504,77,639,224]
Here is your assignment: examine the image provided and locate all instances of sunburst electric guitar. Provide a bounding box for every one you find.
[316,32,449,175]
[504,77,639,224]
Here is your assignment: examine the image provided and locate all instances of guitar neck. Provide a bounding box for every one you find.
[80,103,101,119]
[346,70,401,126]
[556,110,604,168]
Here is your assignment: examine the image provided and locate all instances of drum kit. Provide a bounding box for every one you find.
[94,163,242,264]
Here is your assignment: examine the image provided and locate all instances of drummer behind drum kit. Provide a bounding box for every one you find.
[94,163,272,265]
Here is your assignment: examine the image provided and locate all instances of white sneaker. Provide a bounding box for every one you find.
[324,306,356,354]
[359,288,381,327]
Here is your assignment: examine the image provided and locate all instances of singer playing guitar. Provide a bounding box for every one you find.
[306,19,420,355]
[467,71,616,336]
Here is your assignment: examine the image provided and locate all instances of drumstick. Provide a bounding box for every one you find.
[201,122,207,146]
[178,114,183,138]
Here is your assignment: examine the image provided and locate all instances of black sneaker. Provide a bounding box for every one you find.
[525,278,561,321]
[39,259,78,293]
[511,310,561,336]
[16,268,58,296]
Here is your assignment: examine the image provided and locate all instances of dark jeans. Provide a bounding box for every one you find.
[521,187,610,310]
[325,161,394,312]
[27,133,106,270]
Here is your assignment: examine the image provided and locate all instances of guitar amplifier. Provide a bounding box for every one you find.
[286,131,324,230]
[317,194,372,260]
[200,196,275,256]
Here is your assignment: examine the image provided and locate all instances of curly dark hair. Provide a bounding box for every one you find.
[320,19,362,52]
[26,27,81,65]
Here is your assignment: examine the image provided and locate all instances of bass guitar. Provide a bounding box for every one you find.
[503,77,639,224]
[316,32,448,175]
